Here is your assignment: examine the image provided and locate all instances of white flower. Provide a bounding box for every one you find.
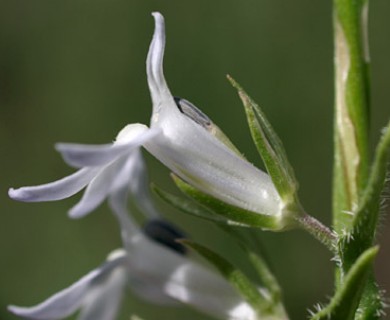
[9,238,257,320]
[9,12,282,219]
[9,155,258,320]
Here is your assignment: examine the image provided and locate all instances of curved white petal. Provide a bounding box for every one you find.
[119,150,159,220]
[55,143,129,169]
[68,157,128,219]
[108,182,138,250]
[108,155,140,249]
[145,114,282,216]
[8,288,86,320]
[79,266,127,320]
[8,167,99,202]
[56,124,158,168]
[108,149,159,244]
[147,12,173,111]
[109,150,142,194]
[8,253,127,320]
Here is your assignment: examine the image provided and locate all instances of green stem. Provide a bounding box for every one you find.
[295,214,337,252]
[332,0,370,234]
[330,1,386,318]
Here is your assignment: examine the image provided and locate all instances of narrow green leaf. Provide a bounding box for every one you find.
[180,239,271,314]
[310,246,378,320]
[172,174,287,231]
[227,75,299,204]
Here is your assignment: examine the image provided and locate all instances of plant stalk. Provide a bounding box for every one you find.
[295,214,337,252]
[332,0,370,234]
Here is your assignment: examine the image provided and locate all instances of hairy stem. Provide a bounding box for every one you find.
[295,214,337,252]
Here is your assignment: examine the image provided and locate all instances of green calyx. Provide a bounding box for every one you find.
[171,174,295,231]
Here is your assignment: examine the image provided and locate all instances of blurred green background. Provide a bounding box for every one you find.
[1,0,389,319]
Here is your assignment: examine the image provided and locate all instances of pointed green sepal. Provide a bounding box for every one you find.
[179,239,288,318]
[227,75,299,204]
[310,246,379,320]
[172,174,293,231]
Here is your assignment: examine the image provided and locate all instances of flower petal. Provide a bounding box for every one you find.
[56,124,159,168]
[111,149,159,220]
[55,143,128,169]
[107,153,143,249]
[109,189,139,252]
[7,270,99,319]
[145,13,188,128]
[8,167,99,202]
[147,12,172,109]
[109,185,138,251]
[68,157,128,219]
[107,149,161,248]
[78,265,127,320]
[8,252,127,320]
